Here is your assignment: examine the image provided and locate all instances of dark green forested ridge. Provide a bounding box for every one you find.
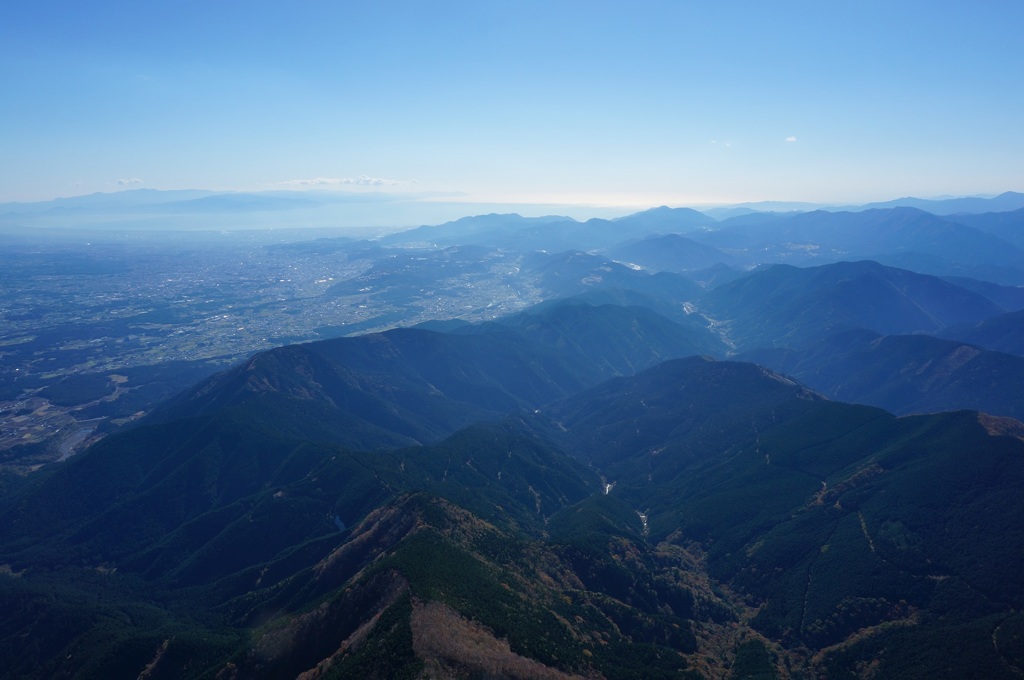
[3,314,1024,677]
[739,329,1024,421]
[697,260,1005,351]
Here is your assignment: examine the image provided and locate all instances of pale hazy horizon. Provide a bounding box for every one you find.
[4,1,1022,209]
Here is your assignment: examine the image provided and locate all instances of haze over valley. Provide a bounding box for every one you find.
[4,190,1024,678]
[4,2,1024,678]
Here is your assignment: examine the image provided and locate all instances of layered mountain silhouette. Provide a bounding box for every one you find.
[521,250,705,313]
[475,298,727,372]
[604,233,737,273]
[741,329,1024,420]
[695,260,1004,351]
[941,309,1024,357]
[3,318,1024,678]
[150,326,594,448]
[849,190,1024,215]
[380,206,716,253]
[6,193,1024,678]
[950,207,1024,250]
[692,207,1024,283]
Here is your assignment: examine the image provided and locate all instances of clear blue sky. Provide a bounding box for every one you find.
[3,0,1022,212]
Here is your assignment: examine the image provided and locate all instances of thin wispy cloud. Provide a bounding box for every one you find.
[278,176,403,187]
[785,136,798,143]
[117,178,144,186]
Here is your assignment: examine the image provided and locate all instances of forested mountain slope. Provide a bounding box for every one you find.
[3,353,1024,679]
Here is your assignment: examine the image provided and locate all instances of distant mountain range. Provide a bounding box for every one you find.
[846,190,1024,214]
[695,259,1005,351]
[603,233,738,272]
[4,187,1024,237]
[703,190,1024,217]
[740,328,1024,420]
[941,308,1024,357]
[5,187,1024,678]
